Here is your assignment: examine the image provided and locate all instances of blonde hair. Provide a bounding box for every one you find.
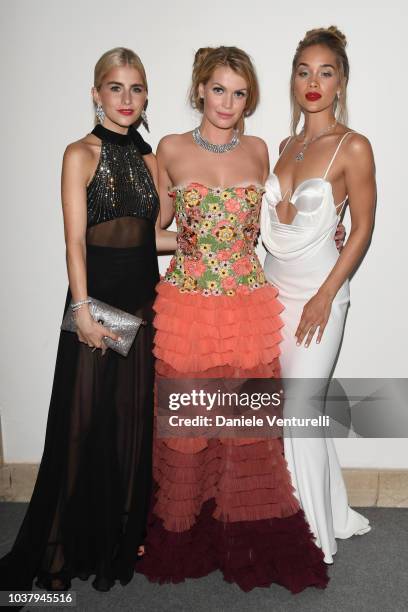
[190,46,260,133]
[290,26,349,135]
[94,47,148,92]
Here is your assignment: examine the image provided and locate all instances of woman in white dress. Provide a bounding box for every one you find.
[261,26,376,563]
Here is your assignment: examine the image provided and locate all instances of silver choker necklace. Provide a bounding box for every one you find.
[192,127,240,154]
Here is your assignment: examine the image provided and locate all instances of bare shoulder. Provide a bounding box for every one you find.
[158,132,190,151]
[342,131,374,169]
[63,135,99,165]
[241,136,269,172]
[343,131,373,154]
[241,134,268,154]
[279,136,292,154]
[62,136,100,185]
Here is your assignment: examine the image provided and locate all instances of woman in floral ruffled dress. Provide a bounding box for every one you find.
[137,46,329,593]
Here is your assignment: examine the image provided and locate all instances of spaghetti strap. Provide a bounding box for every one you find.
[279,136,293,158]
[335,196,348,217]
[323,132,353,179]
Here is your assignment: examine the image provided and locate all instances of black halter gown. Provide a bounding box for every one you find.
[0,125,160,592]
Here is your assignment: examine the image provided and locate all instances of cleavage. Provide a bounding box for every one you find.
[275,198,298,225]
[274,172,303,225]
[274,182,301,225]
[274,179,326,225]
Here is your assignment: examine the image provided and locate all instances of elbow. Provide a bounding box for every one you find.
[350,213,374,237]
[349,221,374,249]
[65,238,86,258]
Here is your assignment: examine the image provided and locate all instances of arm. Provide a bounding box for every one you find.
[61,144,89,305]
[258,138,270,226]
[143,147,176,252]
[155,208,177,252]
[296,134,376,346]
[154,138,177,252]
[61,144,118,350]
[255,137,270,183]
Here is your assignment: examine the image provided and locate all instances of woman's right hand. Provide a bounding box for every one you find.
[335,222,346,252]
[74,307,119,354]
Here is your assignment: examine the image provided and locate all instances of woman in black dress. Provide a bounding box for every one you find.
[0,47,171,592]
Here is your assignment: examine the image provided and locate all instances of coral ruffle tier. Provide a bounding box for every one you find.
[153,282,284,376]
[136,281,328,592]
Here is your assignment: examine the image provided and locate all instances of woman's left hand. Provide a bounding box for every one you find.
[295,291,333,347]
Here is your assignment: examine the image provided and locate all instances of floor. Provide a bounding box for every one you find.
[0,505,407,612]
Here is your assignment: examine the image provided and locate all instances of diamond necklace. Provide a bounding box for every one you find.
[192,127,240,154]
[295,121,337,162]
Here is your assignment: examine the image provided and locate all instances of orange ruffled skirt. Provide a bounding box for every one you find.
[136,282,328,592]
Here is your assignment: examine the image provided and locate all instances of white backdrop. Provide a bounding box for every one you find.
[0,0,407,465]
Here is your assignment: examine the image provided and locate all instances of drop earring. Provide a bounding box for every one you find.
[96,103,105,124]
[141,109,149,132]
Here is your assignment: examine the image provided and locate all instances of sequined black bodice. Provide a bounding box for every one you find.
[86,125,159,248]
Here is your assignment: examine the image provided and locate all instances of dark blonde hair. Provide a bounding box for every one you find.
[94,47,148,92]
[290,26,349,134]
[190,46,260,133]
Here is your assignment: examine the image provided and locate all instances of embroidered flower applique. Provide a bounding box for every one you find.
[165,184,266,296]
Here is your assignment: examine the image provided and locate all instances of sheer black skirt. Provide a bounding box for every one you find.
[0,223,159,592]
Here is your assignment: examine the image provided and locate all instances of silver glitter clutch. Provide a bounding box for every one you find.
[61,297,146,357]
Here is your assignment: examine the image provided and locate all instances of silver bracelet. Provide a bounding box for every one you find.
[71,298,91,312]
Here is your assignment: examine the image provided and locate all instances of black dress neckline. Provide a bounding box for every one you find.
[91,124,132,146]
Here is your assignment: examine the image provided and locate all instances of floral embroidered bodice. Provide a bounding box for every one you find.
[164,183,267,296]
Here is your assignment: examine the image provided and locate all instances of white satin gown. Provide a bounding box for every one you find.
[260,133,371,563]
